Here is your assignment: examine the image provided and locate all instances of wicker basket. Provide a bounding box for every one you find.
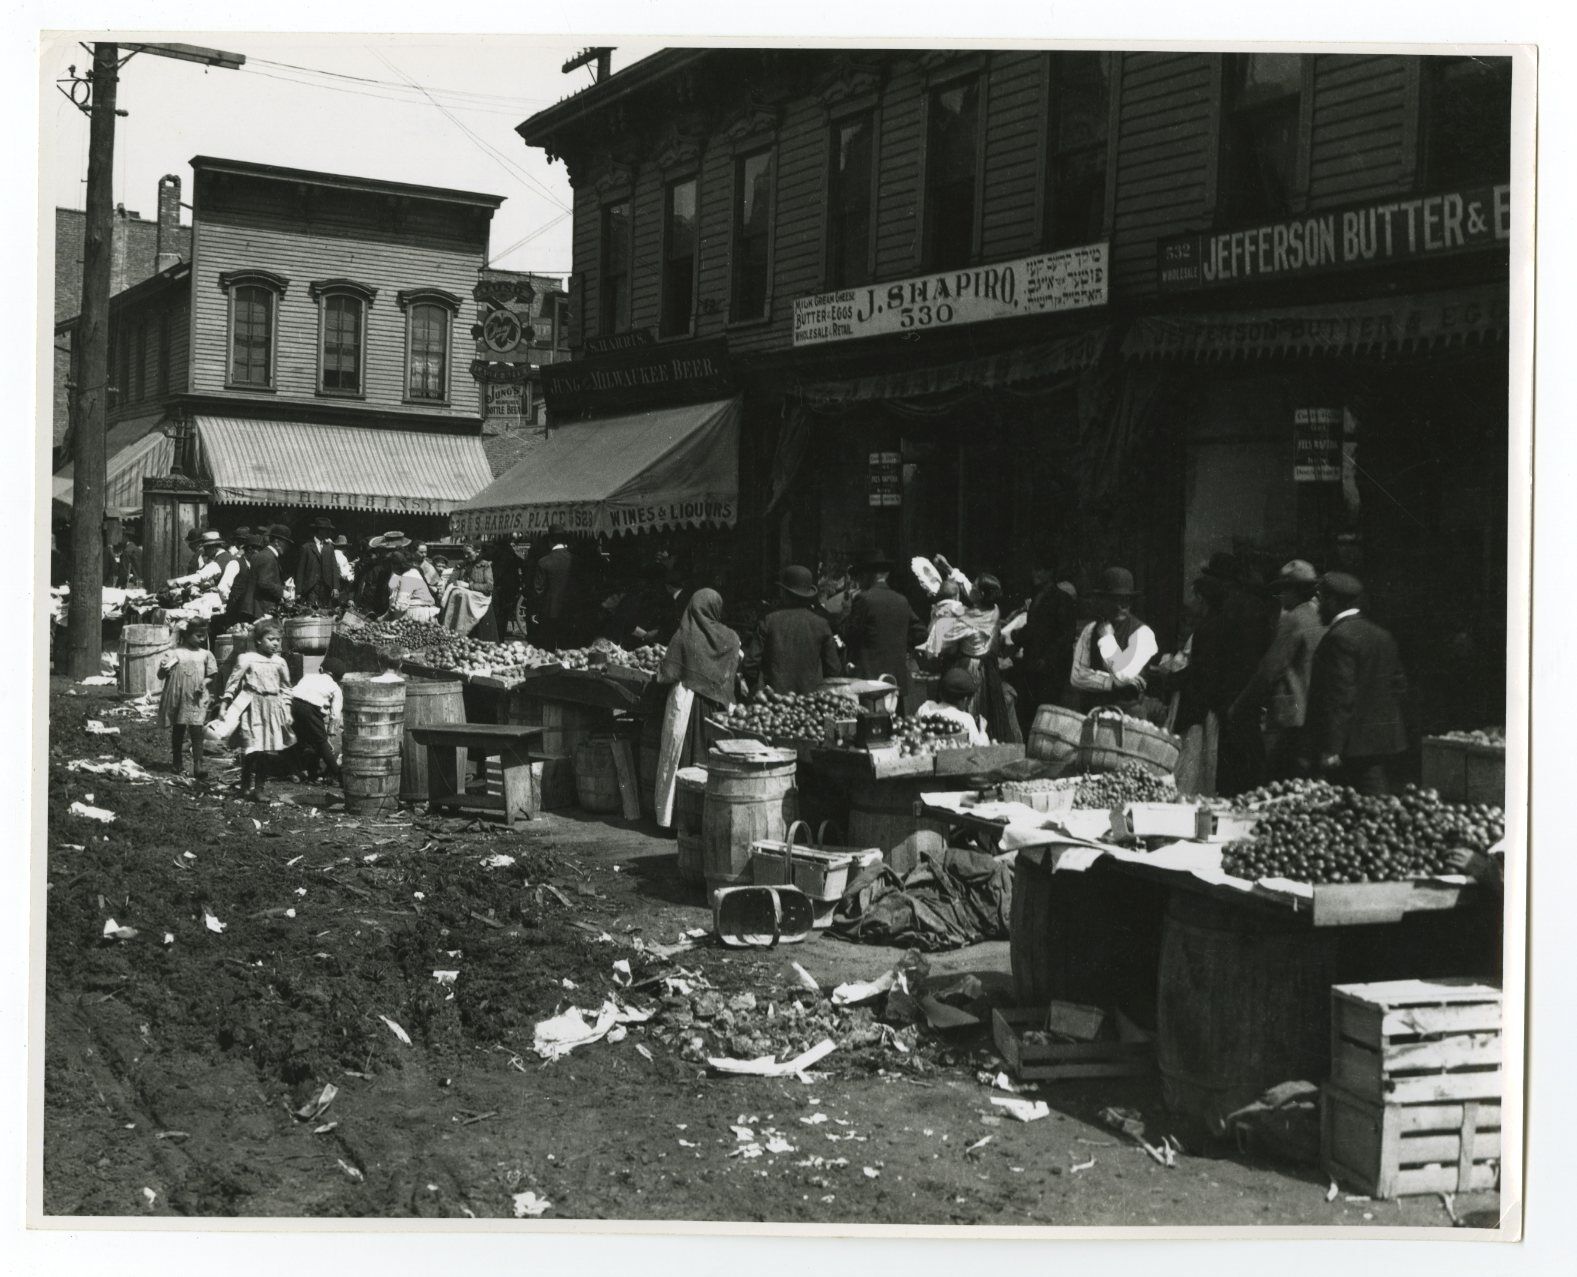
[1077,707,1181,777]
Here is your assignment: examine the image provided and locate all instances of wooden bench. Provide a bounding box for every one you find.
[409,723,549,828]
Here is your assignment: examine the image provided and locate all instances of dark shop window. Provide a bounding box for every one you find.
[732,150,772,321]
[230,285,274,387]
[1047,52,1113,248]
[660,177,697,338]
[598,199,630,336]
[1423,56,1513,189]
[827,112,874,288]
[924,77,981,269]
[1220,53,1304,223]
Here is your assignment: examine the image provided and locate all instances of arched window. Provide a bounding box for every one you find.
[310,280,377,396]
[219,270,289,390]
[398,289,459,404]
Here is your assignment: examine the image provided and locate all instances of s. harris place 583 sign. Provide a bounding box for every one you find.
[1158,184,1510,292]
[793,243,1108,347]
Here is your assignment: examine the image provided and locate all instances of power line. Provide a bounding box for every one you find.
[487,211,573,267]
[248,54,555,108]
[238,65,539,118]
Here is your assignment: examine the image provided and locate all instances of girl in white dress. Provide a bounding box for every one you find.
[219,618,296,802]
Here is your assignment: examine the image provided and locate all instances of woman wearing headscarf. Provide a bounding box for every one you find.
[653,588,743,828]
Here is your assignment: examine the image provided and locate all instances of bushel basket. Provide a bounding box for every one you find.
[1077,706,1180,777]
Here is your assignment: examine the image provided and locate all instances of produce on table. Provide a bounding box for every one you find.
[1439,727,1506,746]
[351,615,665,681]
[1071,763,1178,809]
[1220,784,1505,885]
[892,713,980,755]
[994,777,1080,803]
[723,689,858,742]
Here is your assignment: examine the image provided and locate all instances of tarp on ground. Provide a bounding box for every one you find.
[449,397,740,539]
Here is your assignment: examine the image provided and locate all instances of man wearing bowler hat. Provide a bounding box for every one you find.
[1230,559,1328,779]
[1067,566,1159,714]
[295,516,340,609]
[249,523,293,617]
[745,564,842,695]
[1302,571,1409,795]
[842,546,925,709]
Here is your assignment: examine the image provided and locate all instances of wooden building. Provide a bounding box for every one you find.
[516,47,1514,735]
[53,157,504,581]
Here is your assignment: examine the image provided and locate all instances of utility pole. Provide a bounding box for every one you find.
[62,40,244,679]
[65,42,117,679]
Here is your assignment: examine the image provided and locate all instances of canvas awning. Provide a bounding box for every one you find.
[53,416,174,515]
[194,416,493,514]
[1121,283,1508,362]
[451,397,740,539]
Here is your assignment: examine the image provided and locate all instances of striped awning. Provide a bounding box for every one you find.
[194,416,493,514]
[52,419,174,515]
[1122,283,1509,362]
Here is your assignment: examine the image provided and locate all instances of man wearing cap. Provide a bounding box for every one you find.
[294,516,340,609]
[1229,559,1328,779]
[228,526,251,560]
[1302,572,1409,795]
[181,527,204,575]
[1067,567,1159,714]
[842,547,925,708]
[745,564,842,695]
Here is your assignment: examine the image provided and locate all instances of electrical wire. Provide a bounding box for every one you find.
[247,55,556,108]
[237,65,539,118]
[487,211,573,267]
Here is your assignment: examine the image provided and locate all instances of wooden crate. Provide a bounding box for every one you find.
[1420,736,1506,806]
[1330,979,1503,1105]
[992,1008,1155,1082]
[1322,1083,1501,1198]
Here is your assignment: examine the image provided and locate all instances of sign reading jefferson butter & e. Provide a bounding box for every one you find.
[1158,184,1509,292]
[793,243,1108,348]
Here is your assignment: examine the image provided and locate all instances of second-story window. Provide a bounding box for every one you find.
[408,305,448,401]
[312,281,376,396]
[827,112,874,288]
[661,177,698,338]
[221,270,288,390]
[731,150,772,321]
[1423,55,1512,189]
[599,199,631,336]
[1220,53,1304,223]
[924,77,981,270]
[1047,52,1113,249]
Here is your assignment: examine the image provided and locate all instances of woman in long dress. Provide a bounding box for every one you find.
[386,550,439,623]
[653,588,742,828]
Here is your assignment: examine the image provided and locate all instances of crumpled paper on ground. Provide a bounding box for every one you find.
[706,1038,837,1078]
[533,1000,653,1061]
[69,801,116,823]
[68,757,152,782]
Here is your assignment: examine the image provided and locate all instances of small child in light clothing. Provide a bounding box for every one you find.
[157,619,218,779]
[219,619,297,803]
[916,666,990,745]
[289,656,345,783]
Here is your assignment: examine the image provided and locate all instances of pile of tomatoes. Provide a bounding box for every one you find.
[1072,762,1177,809]
[722,689,858,742]
[1221,783,1505,885]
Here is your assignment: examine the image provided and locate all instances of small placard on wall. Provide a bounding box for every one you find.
[1293,407,1342,482]
[868,451,902,507]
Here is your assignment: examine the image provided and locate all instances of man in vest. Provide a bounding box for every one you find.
[295,516,340,609]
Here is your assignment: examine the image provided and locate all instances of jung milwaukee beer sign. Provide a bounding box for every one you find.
[792,242,1108,347]
[1157,184,1510,292]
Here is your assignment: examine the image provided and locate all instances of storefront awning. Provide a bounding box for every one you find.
[451,397,740,539]
[53,417,174,515]
[1121,283,1508,362]
[194,416,493,514]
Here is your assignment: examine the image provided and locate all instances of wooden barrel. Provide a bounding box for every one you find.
[118,623,172,695]
[1156,891,1340,1137]
[400,678,467,801]
[638,714,663,817]
[283,615,333,654]
[701,750,798,898]
[675,766,708,883]
[574,737,623,813]
[341,673,406,814]
[213,628,250,666]
[1027,704,1083,773]
[846,777,952,877]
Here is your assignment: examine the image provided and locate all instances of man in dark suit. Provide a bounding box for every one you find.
[744,565,842,695]
[249,523,292,617]
[531,529,575,650]
[221,530,265,627]
[1013,554,1080,730]
[1231,559,1329,779]
[842,547,924,708]
[1302,571,1409,795]
[295,516,340,609]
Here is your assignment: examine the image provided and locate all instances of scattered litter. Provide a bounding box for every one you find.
[790,962,821,992]
[69,801,116,824]
[153,1131,188,1141]
[731,1125,755,1142]
[612,958,632,985]
[313,1121,338,1135]
[831,971,895,1005]
[286,855,304,867]
[765,1136,795,1155]
[379,1015,412,1046]
[990,1096,1051,1123]
[336,1159,364,1182]
[678,1139,698,1148]
[1326,1180,1340,1203]
[862,1167,880,1179]
[684,927,708,939]
[800,1112,829,1126]
[295,888,307,897]
[58,844,86,852]
[481,853,516,870]
[294,1083,338,1121]
[68,758,149,781]
[964,1136,993,1156]
[412,892,425,901]
[101,919,137,942]
[162,933,173,946]
[533,1000,651,1062]
[606,1025,628,1044]
[730,1144,763,1160]
[1345,1195,1372,1203]
[84,716,119,732]
[561,978,577,990]
[1071,1156,1096,1173]
[78,676,116,687]
[707,1038,836,1079]
[284,908,296,919]
[635,1044,653,1062]
[202,909,225,934]
[511,1190,553,1218]
[433,970,459,986]
[142,1187,157,1208]
[989,1071,1023,1094]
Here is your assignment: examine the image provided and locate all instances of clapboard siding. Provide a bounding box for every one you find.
[874,63,925,277]
[627,164,666,335]
[979,52,1045,257]
[1308,55,1407,208]
[107,285,191,425]
[570,189,599,341]
[190,217,482,417]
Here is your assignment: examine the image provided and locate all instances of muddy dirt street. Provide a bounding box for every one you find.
[41,678,1490,1228]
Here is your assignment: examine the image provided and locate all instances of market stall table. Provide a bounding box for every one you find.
[409,722,547,829]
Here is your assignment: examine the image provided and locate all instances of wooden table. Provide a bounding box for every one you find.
[409,723,547,828]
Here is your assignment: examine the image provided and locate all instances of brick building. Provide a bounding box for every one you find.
[506,47,1514,735]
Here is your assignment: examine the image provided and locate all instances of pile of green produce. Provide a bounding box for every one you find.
[893,712,979,756]
[1221,784,1505,885]
[1071,763,1177,808]
[721,689,858,741]
[1440,727,1506,746]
